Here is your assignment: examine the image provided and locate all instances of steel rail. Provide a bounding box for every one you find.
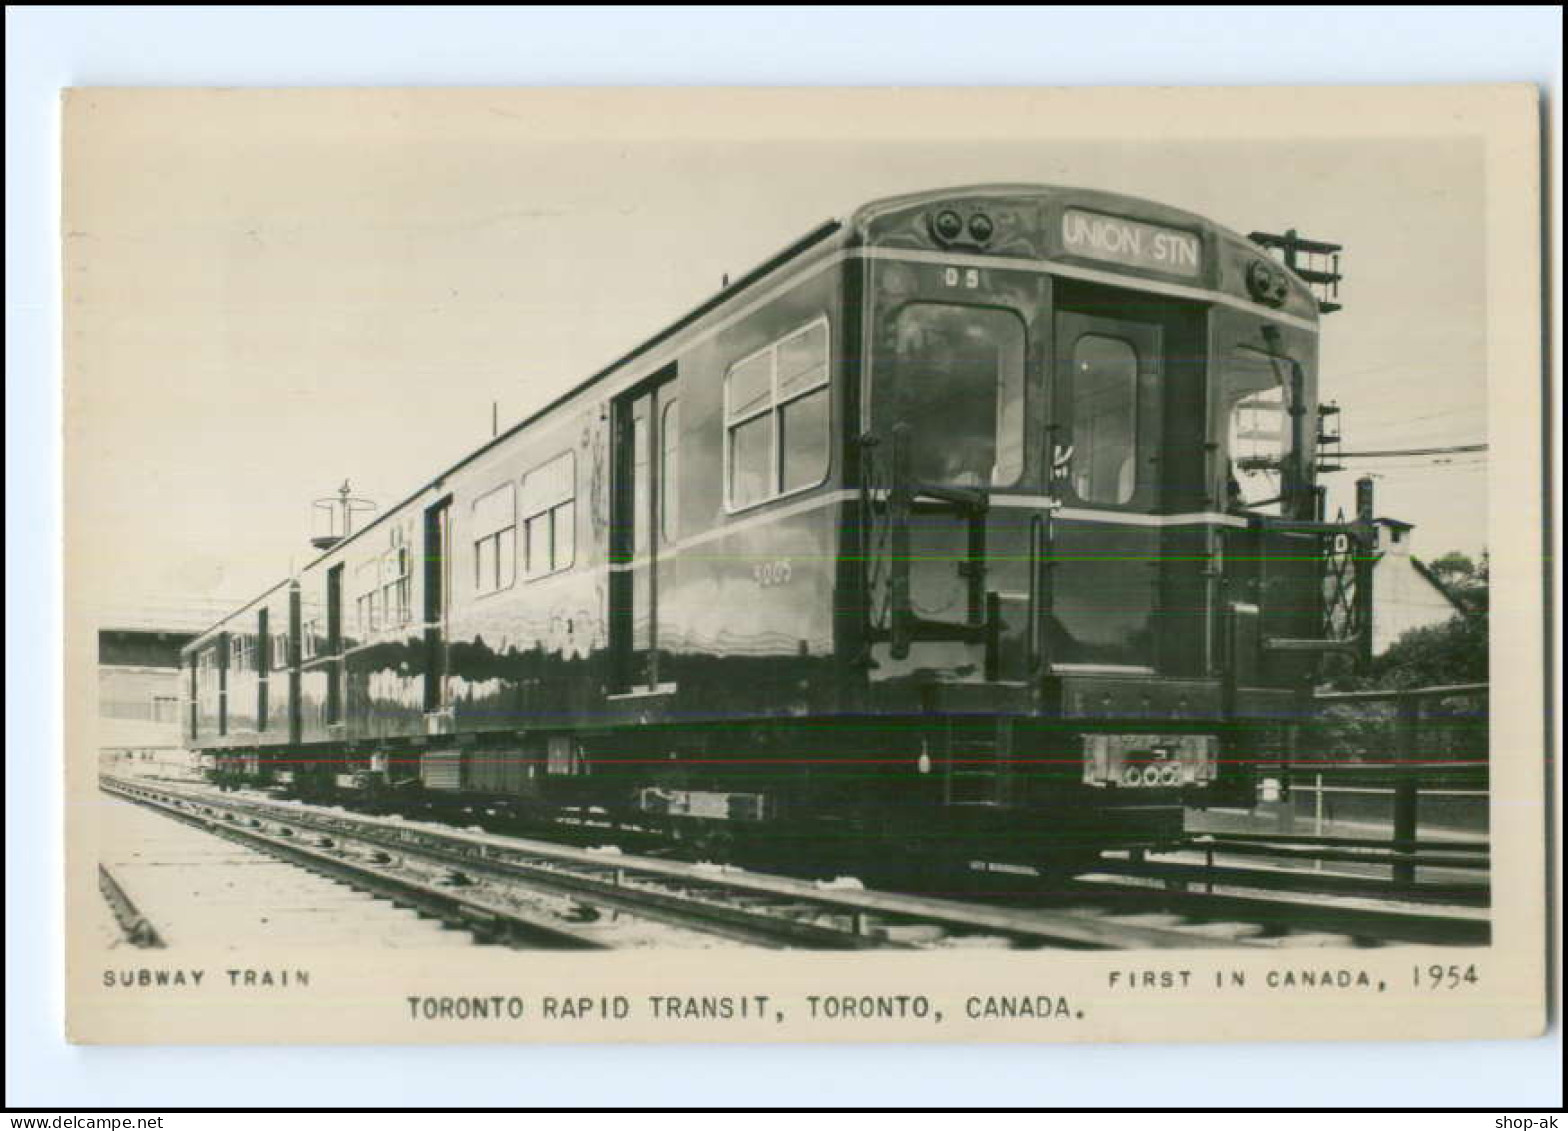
[98,863,166,949]
[105,775,1487,951]
[1178,834,1491,871]
[100,775,1253,951]
[104,778,613,950]
[1069,878,1489,947]
[1187,831,1488,853]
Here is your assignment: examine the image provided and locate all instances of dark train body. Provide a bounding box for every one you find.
[184,184,1366,875]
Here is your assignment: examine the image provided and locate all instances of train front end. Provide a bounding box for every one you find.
[848,185,1368,864]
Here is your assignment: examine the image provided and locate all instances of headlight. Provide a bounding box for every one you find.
[932,209,964,242]
[1246,259,1289,307]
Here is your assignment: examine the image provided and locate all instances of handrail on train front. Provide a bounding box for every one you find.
[886,423,991,659]
[860,424,999,671]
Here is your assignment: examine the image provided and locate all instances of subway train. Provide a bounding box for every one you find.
[183,183,1370,878]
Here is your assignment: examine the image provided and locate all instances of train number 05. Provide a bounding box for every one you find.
[752,559,793,588]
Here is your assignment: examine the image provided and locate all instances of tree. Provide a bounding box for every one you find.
[1426,550,1476,582]
[1318,546,1489,692]
[1424,549,1489,615]
[1307,548,1489,763]
[1367,611,1487,689]
[1366,546,1488,689]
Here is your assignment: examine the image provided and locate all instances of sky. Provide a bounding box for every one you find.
[64,90,1490,616]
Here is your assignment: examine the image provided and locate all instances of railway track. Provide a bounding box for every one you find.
[1063,877,1489,947]
[1066,829,1491,946]
[101,774,1250,951]
[96,794,487,951]
[98,862,165,948]
[100,775,1486,951]
[1150,830,1488,902]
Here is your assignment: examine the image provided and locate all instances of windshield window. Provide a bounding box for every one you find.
[1069,333,1139,504]
[1225,350,1293,510]
[888,303,1025,488]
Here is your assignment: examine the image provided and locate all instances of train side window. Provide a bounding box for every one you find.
[380,547,410,627]
[398,545,410,618]
[1069,333,1139,505]
[1224,349,1293,511]
[522,451,576,579]
[728,412,770,510]
[301,618,319,661]
[379,552,393,626]
[724,316,830,511]
[398,547,411,623]
[273,630,290,670]
[778,324,829,492]
[472,482,517,596]
[355,559,380,633]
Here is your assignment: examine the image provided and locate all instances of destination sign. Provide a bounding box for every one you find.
[1061,209,1202,277]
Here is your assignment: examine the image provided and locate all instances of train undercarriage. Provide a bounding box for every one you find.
[203,711,1274,888]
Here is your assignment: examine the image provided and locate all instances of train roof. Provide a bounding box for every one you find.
[848,182,1319,302]
[184,182,1309,650]
[850,182,1222,231]
[183,577,296,650]
[184,213,852,649]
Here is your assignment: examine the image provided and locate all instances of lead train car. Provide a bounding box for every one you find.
[184,184,1366,877]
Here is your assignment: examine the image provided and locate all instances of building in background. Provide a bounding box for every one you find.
[97,598,236,751]
[99,627,192,750]
[1368,518,1469,656]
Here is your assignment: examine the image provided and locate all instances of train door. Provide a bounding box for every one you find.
[423,498,452,721]
[187,652,198,742]
[287,582,302,744]
[325,563,344,726]
[1047,307,1164,671]
[218,631,229,735]
[257,607,269,733]
[610,368,677,692]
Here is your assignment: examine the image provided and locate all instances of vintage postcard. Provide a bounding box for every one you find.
[63,86,1548,1044]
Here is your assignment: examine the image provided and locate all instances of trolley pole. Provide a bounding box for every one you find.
[1354,476,1376,669]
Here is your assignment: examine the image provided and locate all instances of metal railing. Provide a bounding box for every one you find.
[1280,683,1488,882]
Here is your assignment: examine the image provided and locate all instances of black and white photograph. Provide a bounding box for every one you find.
[56,84,1546,1050]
